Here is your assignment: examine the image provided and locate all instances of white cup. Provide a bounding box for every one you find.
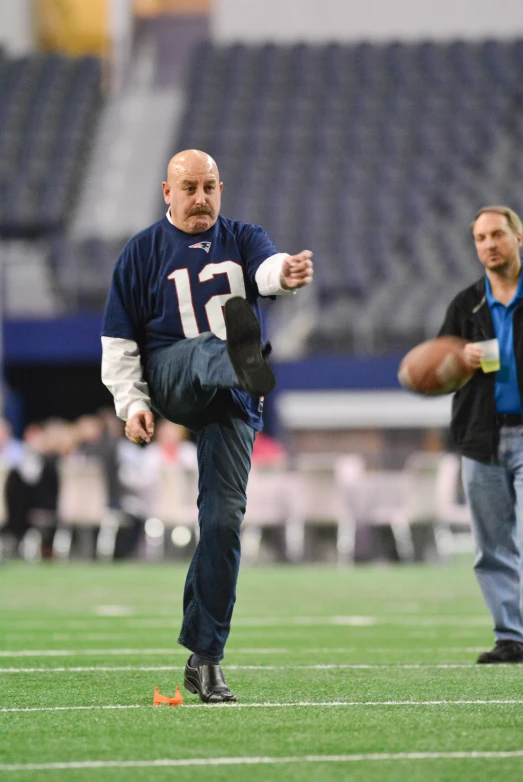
[477,339,500,373]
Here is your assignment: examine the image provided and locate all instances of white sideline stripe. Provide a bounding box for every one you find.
[0,647,489,658]
[234,617,488,627]
[0,648,284,658]
[2,699,523,713]
[93,606,134,616]
[0,663,489,673]
[0,649,174,658]
[6,615,490,630]
[4,630,479,642]
[0,705,142,713]
[236,616,378,626]
[2,752,523,771]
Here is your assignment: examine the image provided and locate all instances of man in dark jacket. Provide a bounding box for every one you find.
[439,205,523,663]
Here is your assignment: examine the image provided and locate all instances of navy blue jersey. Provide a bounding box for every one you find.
[102,214,278,428]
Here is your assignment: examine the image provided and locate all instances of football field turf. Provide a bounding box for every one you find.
[1,561,522,781]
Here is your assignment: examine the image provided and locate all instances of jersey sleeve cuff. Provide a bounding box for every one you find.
[255,253,294,296]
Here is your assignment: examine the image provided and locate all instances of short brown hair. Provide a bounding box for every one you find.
[471,205,523,235]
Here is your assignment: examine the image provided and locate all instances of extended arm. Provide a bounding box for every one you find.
[255,250,313,295]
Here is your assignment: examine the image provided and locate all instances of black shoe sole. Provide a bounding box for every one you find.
[224,297,276,397]
[184,675,197,693]
[184,676,201,696]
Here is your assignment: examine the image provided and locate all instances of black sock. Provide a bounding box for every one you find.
[190,653,214,667]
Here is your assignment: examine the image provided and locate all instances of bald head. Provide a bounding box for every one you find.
[162,149,223,234]
[167,149,220,181]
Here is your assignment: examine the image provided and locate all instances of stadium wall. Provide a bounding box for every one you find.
[3,316,409,433]
[212,0,523,42]
[0,0,34,54]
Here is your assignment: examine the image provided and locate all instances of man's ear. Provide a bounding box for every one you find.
[162,181,170,204]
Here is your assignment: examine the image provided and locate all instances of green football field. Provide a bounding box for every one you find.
[1,561,523,781]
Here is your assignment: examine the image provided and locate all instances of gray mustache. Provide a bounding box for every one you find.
[188,207,212,216]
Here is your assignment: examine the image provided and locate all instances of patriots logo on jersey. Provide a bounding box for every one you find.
[188,241,211,253]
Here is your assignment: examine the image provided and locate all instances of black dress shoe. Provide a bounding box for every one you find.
[184,658,238,703]
[224,297,276,397]
[477,640,523,664]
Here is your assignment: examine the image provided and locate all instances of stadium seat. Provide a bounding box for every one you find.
[0,53,101,238]
[56,454,111,559]
[348,467,416,561]
[285,453,362,564]
[242,466,291,564]
[384,451,472,561]
[147,463,199,560]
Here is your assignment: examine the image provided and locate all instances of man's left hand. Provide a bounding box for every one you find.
[281,250,314,290]
[125,410,155,445]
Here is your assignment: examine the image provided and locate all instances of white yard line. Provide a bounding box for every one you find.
[4,615,489,630]
[0,705,142,713]
[92,606,134,616]
[0,663,495,673]
[0,648,288,658]
[0,646,487,658]
[0,649,176,657]
[2,751,523,771]
[2,699,523,713]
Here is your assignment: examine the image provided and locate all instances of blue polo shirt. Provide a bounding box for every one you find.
[485,269,523,414]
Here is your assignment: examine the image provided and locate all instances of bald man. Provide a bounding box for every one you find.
[101,150,313,702]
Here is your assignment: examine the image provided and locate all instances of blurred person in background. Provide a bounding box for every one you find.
[150,419,197,469]
[439,205,523,663]
[3,419,75,559]
[76,410,147,559]
[0,417,24,554]
[251,430,288,468]
[0,417,24,470]
[76,411,122,516]
[101,148,313,702]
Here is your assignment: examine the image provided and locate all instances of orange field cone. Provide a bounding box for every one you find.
[153,685,184,706]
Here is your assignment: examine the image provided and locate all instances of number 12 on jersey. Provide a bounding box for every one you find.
[168,261,246,339]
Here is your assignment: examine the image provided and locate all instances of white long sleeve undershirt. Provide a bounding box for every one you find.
[101,337,152,421]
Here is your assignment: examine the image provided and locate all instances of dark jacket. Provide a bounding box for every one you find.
[438,277,523,462]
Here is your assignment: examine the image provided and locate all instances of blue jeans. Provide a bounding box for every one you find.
[462,425,523,644]
[147,334,255,662]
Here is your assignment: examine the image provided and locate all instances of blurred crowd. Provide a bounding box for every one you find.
[0,410,197,559]
[0,410,287,560]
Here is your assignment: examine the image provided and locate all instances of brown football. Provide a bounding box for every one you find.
[398,336,474,396]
